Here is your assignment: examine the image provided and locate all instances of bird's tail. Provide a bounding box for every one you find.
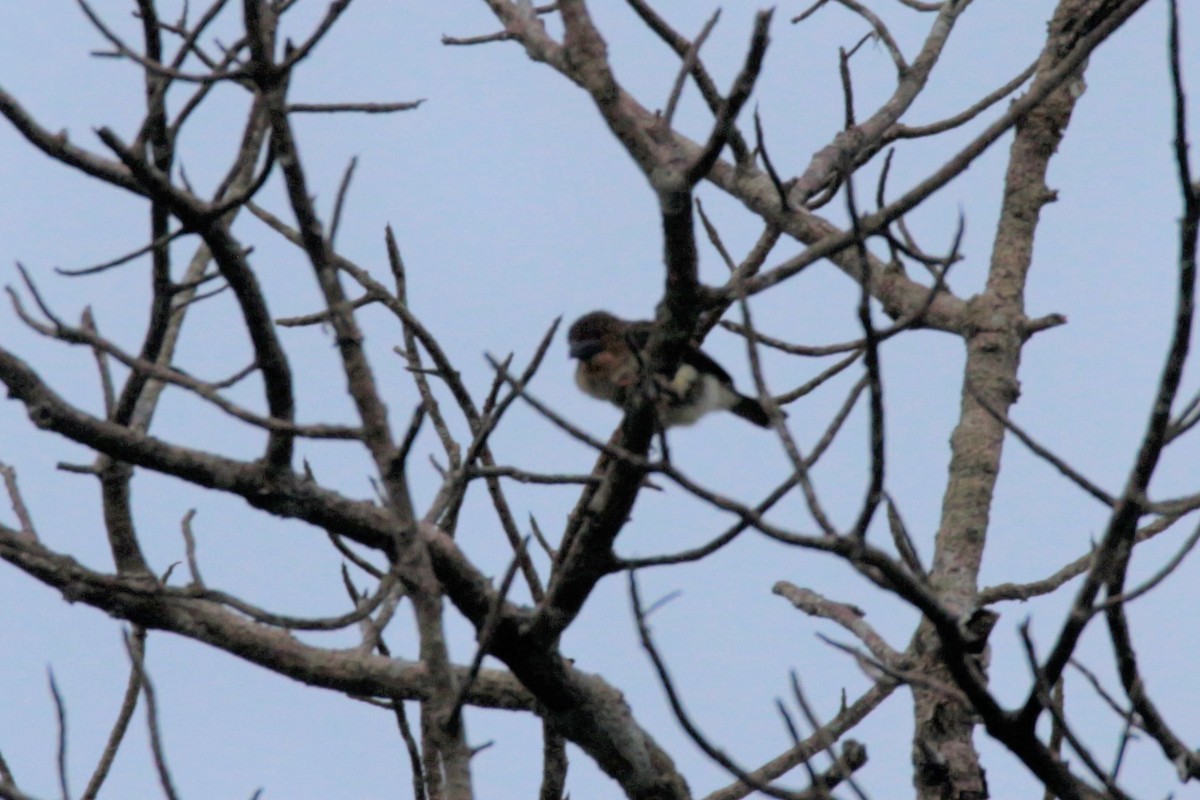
[731,395,772,427]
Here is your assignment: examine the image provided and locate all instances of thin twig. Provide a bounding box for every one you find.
[288,100,425,113]
[276,292,380,326]
[884,493,924,576]
[966,381,1115,507]
[704,681,893,800]
[80,628,146,800]
[773,582,903,667]
[122,630,182,800]
[178,510,206,587]
[0,463,37,540]
[329,156,357,247]
[980,511,1191,604]
[327,531,386,579]
[1017,625,1131,799]
[1095,517,1200,610]
[466,465,599,486]
[831,0,908,75]
[735,283,839,537]
[754,108,790,210]
[48,670,69,800]
[56,227,189,277]
[79,308,116,418]
[7,283,355,439]
[842,155,884,542]
[774,351,862,405]
[629,572,823,800]
[663,10,720,127]
[446,537,529,733]
[788,673,872,800]
[886,61,1037,141]
[687,9,773,185]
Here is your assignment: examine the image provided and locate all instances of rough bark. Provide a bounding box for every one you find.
[911,2,1103,797]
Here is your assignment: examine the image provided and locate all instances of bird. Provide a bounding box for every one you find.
[567,310,772,428]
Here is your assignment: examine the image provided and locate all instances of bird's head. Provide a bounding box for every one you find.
[567,311,623,361]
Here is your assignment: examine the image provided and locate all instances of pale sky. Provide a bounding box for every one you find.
[2,2,1199,798]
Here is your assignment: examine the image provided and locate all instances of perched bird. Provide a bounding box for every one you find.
[567,310,772,428]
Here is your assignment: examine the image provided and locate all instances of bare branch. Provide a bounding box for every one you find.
[276,292,379,326]
[539,722,568,800]
[446,537,529,733]
[279,0,354,65]
[630,571,832,800]
[74,0,247,84]
[687,10,772,184]
[623,0,751,163]
[886,61,1038,141]
[966,382,1115,507]
[842,160,884,542]
[6,285,358,440]
[80,628,146,800]
[0,463,37,541]
[1017,625,1133,800]
[1024,0,1197,726]
[662,10,719,127]
[442,30,517,46]
[773,582,904,667]
[0,86,144,195]
[0,750,15,789]
[47,670,69,800]
[119,629,182,800]
[980,511,1191,604]
[179,509,205,588]
[1096,517,1200,610]
[734,284,839,537]
[288,100,425,113]
[832,0,909,75]
[55,228,190,277]
[786,673,872,800]
[704,681,895,800]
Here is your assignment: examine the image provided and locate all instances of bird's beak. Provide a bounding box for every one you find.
[569,340,603,360]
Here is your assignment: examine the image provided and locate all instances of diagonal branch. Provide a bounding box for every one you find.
[686,10,773,185]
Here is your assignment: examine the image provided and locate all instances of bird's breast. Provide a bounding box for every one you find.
[575,352,637,402]
[658,369,738,426]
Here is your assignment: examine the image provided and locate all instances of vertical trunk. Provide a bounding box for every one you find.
[912,2,1102,797]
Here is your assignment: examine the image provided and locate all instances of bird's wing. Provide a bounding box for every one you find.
[681,347,733,384]
[622,322,735,384]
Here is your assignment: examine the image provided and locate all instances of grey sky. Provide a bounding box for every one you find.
[2,2,1199,798]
